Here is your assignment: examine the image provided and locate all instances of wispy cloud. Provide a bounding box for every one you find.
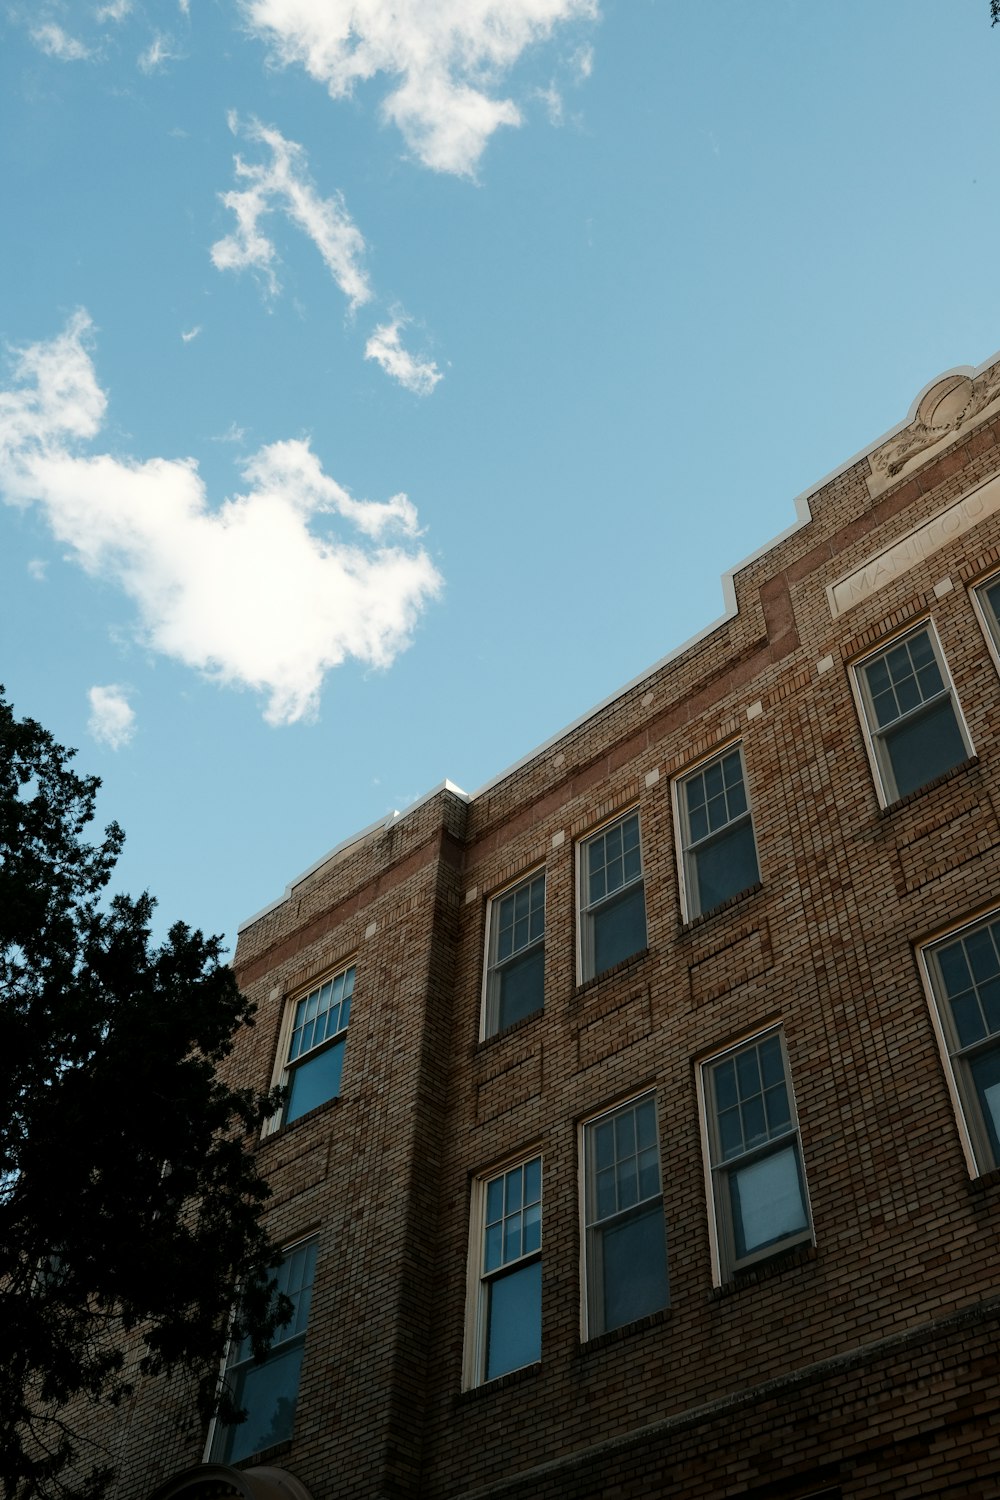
[181,325,202,343]
[212,118,371,310]
[365,320,442,396]
[138,32,182,72]
[88,685,136,749]
[0,315,442,726]
[27,559,47,582]
[95,0,133,22]
[241,0,599,177]
[31,23,91,61]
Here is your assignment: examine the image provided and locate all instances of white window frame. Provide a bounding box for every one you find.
[576,809,647,983]
[463,1153,543,1389]
[697,1026,813,1286]
[972,572,1000,676]
[673,741,760,921]
[481,868,546,1040]
[206,1234,318,1465]
[265,961,356,1135]
[850,619,973,807]
[919,911,1000,1179]
[580,1092,669,1342]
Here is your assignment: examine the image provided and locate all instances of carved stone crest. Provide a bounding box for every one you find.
[867,360,1000,498]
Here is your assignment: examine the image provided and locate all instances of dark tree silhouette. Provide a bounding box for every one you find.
[0,689,285,1500]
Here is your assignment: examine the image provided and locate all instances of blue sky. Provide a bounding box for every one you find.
[2,0,998,952]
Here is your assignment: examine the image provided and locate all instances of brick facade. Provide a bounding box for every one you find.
[108,361,1000,1498]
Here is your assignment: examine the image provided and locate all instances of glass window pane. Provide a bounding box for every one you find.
[598,1202,669,1333]
[951,992,986,1049]
[592,881,647,974]
[966,927,1000,985]
[980,977,1000,1037]
[617,1155,638,1211]
[763,1083,791,1133]
[523,1156,541,1207]
[594,1120,615,1171]
[223,1342,306,1464]
[285,1037,345,1124]
[496,945,544,1031]
[635,1098,656,1149]
[692,820,759,914]
[713,1058,737,1112]
[485,1176,504,1224]
[740,1094,767,1149]
[522,1203,541,1256]
[504,1166,523,1215]
[736,1047,761,1099]
[730,1144,807,1259]
[486,1261,541,1380]
[882,695,967,799]
[970,1045,1000,1165]
[718,1106,743,1160]
[759,1034,784,1088]
[484,1223,503,1274]
[938,942,972,998]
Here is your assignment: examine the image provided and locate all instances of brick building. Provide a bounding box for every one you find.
[138,356,1000,1499]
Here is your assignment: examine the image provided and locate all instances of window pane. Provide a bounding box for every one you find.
[223,1341,306,1464]
[485,1260,541,1380]
[598,1202,669,1332]
[882,695,967,799]
[496,944,544,1030]
[970,1045,1000,1164]
[692,819,758,915]
[730,1144,807,1259]
[593,881,647,974]
[285,1037,345,1123]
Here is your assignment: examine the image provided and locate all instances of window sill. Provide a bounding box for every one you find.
[231,1439,292,1470]
[475,1007,544,1054]
[968,1164,1000,1193]
[575,947,650,998]
[578,1305,671,1355]
[678,882,763,934]
[456,1361,541,1404]
[709,1241,817,1299]
[878,755,979,816]
[259,1094,341,1146]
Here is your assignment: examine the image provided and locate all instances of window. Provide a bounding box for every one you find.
[676,744,760,919]
[467,1156,542,1385]
[484,871,545,1036]
[854,624,971,803]
[701,1030,811,1280]
[212,1238,318,1464]
[924,914,1000,1175]
[578,811,647,980]
[280,965,354,1125]
[974,574,1000,664]
[583,1094,669,1337]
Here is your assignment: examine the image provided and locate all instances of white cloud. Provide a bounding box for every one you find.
[241,0,599,176]
[212,119,372,310]
[96,0,133,21]
[179,0,190,13]
[27,559,47,582]
[181,325,202,343]
[0,315,442,726]
[138,32,182,72]
[364,320,442,397]
[31,23,91,60]
[211,421,247,444]
[88,686,136,750]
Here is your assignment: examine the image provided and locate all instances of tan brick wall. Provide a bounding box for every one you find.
[91,396,1000,1498]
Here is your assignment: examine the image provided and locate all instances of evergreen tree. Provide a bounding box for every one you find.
[0,689,285,1500]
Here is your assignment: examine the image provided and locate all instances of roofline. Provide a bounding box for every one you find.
[239,349,1000,935]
